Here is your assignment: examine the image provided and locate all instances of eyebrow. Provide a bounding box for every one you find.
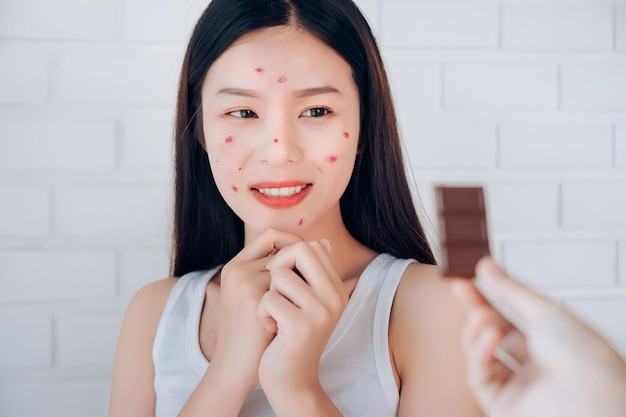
[215,85,341,98]
[294,86,341,98]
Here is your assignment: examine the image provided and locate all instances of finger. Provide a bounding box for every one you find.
[266,241,341,298]
[268,265,320,311]
[450,278,489,311]
[498,328,528,366]
[229,228,302,265]
[257,290,302,334]
[305,240,344,293]
[219,257,272,294]
[466,325,513,410]
[464,304,515,347]
[475,257,558,331]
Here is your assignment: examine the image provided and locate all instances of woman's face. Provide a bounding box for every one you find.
[201,26,360,241]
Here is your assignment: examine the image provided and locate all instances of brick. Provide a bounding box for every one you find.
[621,240,626,285]
[502,240,616,290]
[562,63,626,110]
[0,120,116,172]
[499,123,613,169]
[57,313,123,369]
[120,120,173,171]
[502,4,612,51]
[0,251,116,302]
[0,380,110,417]
[402,123,496,169]
[562,181,626,228]
[51,50,179,106]
[565,297,626,355]
[380,3,498,49]
[0,187,50,237]
[0,48,47,104]
[616,123,626,168]
[618,6,626,53]
[444,63,558,110]
[124,0,206,42]
[0,0,120,40]
[55,186,171,237]
[0,316,52,368]
[488,183,559,231]
[119,250,171,302]
[385,55,440,110]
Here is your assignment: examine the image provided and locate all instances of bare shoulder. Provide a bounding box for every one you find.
[109,277,178,417]
[390,262,463,360]
[390,262,483,416]
[392,262,459,320]
[127,277,179,322]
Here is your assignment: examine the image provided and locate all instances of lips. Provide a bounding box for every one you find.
[251,181,312,209]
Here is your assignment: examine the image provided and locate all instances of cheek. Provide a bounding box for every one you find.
[207,136,250,184]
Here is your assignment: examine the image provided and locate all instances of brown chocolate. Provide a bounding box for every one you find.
[435,186,490,278]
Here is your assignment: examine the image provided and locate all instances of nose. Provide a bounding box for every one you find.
[255,115,303,165]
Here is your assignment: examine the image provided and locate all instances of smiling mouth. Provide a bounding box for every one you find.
[255,184,311,197]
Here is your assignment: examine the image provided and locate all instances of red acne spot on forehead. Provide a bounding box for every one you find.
[278,77,288,83]
[273,138,279,143]
[225,136,233,143]
[231,186,238,192]
[255,67,264,74]
[328,155,338,163]
[343,132,350,138]
[298,218,303,226]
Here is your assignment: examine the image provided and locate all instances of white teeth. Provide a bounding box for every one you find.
[258,185,306,197]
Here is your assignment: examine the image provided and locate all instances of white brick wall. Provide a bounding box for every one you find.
[1,1,625,416]
[0,120,117,172]
[562,63,626,110]
[618,6,626,52]
[0,46,48,104]
[0,187,50,237]
[444,63,558,110]
[499,123,613,169]
[0,0,122,40]
[502,4,613,51]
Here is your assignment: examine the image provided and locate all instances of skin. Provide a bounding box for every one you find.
[452,257,626,417]
[109,25,482,417]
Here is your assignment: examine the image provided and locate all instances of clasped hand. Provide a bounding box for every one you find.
[212,228,348,399]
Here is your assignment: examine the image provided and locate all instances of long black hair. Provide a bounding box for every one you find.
[171,0,436,277]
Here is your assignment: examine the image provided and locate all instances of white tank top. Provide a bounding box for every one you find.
[153,253,414,417]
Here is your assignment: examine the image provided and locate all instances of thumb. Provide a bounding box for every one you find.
[475,257,556,332]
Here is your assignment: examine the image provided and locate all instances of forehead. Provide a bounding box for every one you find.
[203,26,355,91]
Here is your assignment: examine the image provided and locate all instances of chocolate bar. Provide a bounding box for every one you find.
[435,186,490,278]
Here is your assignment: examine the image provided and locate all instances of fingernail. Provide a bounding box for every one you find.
[476,257,505,284]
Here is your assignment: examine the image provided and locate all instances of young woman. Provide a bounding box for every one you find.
[109,1,483,416]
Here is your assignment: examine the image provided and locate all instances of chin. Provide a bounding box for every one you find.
[245,217,308,237]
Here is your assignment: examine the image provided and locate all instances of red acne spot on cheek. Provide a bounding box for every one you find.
[328,155,338,163]
[298,218,303,226]
[238,167,242,171]
[273,138,279,143]
[278,77,288,83]
[225,136,233,143]
[343,132,350,139]
[231,186,238,192]
[255,67,264,75]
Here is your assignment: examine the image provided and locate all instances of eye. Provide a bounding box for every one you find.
[301,107,332,118]
[228,109,258,119]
